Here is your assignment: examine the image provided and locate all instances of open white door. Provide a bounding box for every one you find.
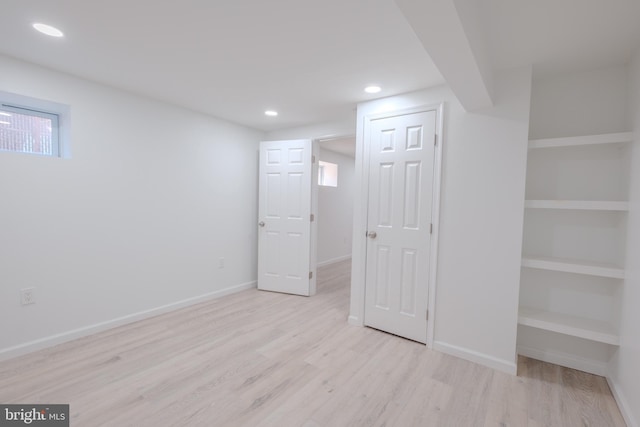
[363,109,437,343]
[258,139,315,296]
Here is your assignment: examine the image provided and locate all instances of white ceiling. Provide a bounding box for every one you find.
[0,0,443,131]
[0,1,638,132]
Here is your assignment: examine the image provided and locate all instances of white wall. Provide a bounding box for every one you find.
[317,148,355,266]
[350,67,532,374]
[265,118,356,142]
[529,66,629,139]
[0,55,263,359]
[609,52,640,427]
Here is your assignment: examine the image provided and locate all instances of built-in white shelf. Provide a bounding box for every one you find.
[519,129,630,375]
[524,200,629,211]
[528,132,633,149]
[518,306,620,346]
[521,255,625,279]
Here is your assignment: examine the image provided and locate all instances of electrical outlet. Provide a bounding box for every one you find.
[218,257,225,269]
[20,288,36,305]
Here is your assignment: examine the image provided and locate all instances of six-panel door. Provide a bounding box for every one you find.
[364,110,437,343]
[258,139,312,296]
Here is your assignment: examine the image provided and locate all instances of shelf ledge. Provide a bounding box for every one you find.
[528,132,633,149]
[518,306,619,346]
[524,200,629,211]
[521,256,625,279]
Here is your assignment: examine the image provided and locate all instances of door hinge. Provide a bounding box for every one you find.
[310,213,315,222]
[430,223,433,234]
[312,155,316,163]
[434,134,437,147]
[426,310,429,320]
[309,271,313,279]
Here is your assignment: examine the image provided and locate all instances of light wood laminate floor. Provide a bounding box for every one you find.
[0,260,626,426]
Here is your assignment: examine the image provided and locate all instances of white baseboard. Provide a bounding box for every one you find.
[348,315,362,326]
[0,280,257,362]
[317,254,352,267]
[517,344,607,376]
[433,341,517,375]
[606,376,639,427]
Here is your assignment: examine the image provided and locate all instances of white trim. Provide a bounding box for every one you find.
[348,315,363,326]
[606,376,639,427]
[426,103,444,349]
[516,344,607,376]
[434,340,518,375]
[309,140,320,296]
[348,111,372,329]
[317,254,352,267]
[0,280,257,362]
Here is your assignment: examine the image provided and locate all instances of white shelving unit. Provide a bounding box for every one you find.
[518,307,620,346]
[528,132,632,149]
[524,200,629,211]
[521,256,625,279]
[518,132,630,375]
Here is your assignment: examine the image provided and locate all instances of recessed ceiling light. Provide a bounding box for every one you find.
[265,110,278,117]
[0,112,11,117]
[33,23,64,38]
[365,85,382,94]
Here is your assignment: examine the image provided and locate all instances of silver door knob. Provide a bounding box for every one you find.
[258,221,265,227]
[367,231,377,239]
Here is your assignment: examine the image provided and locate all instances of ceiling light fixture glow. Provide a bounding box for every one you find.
[0,121,11,125]
[0,112,11,117]
[364,85,382,94]
[265,110,278,117]
[33,23,64,38]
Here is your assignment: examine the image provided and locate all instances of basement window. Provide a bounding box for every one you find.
[318,161,338,187]
[0,92,69,158]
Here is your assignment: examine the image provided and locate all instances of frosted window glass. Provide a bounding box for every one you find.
[0,106,59,156]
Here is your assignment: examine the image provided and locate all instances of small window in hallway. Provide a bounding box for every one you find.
[318,161,338,187]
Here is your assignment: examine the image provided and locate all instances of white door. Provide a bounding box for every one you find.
[364,110,437,343]
[258,139,314,296]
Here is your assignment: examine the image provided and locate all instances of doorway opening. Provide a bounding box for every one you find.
[315,135,356,270]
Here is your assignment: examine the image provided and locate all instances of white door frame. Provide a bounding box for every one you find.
[309,140,319,295]
[350,103,444,348]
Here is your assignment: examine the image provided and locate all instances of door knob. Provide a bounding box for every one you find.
[258,221,265,227]
[367,231,377,239]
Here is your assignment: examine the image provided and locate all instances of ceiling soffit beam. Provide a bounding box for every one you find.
[395,0,494,111]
